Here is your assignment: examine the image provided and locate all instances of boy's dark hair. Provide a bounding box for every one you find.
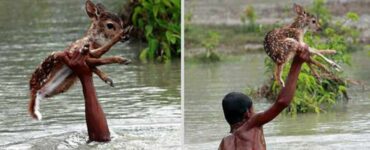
[222,92,253,126]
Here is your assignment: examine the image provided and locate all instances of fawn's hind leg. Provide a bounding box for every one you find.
[274,63,285,87]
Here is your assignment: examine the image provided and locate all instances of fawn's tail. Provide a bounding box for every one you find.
[28,90,42,120]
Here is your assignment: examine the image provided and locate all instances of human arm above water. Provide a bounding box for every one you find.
[60,50,111,142]
[244,49,311,129]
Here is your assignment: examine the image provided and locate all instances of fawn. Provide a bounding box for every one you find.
[29,0,132,120]
[264,3,341,87]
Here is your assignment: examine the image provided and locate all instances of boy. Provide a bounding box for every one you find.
[219,49,310,149]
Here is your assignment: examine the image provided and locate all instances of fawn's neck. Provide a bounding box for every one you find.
[290,17,304,28]
[289,16,308,31]
[289,17,308,42]
[85,24,107,48]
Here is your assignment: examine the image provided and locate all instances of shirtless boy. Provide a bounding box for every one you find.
[219,49,310,150]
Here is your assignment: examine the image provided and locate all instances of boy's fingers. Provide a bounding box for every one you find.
[66,51,71,58]
[67,50,83,62]
[52,51,66,60]
[72,50,79,58]
[61,53,71,66]
[304,50,310,58]
[76,51,85,61]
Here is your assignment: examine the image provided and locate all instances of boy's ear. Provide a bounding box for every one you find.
[244,109,253,119]
[293,3,306,16]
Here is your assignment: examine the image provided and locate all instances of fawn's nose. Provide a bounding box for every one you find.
[120,35,130,43]
[120,26,133,43]
[317,27,323,32]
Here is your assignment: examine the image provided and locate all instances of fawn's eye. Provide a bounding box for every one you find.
[312,20,316,23]
[106,23,115,30]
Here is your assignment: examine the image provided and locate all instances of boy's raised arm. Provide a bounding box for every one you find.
[60,51,111,142]
[245,50,310,129]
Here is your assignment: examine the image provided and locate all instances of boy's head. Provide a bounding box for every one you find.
[222,92,253,130]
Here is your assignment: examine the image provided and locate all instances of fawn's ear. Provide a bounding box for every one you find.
[96,3,107,13]
[293,3,306,16]
[86,0,104,19]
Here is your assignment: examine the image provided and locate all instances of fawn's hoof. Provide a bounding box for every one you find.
[279,77,285,87]
[313,75,322,83]
[105,78,114,87]
[121,58,132,65]
[115,56,131,65]
[327,50,336,54]
[280,82,285,87]
[276,80,285,87]
[332,63,342,71]
[313,74,320,80]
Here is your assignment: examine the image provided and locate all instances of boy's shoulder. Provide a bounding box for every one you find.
[219,134,236,149]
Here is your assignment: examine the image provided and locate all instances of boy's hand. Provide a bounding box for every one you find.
[294,45,311,63]
[61,50,92,77]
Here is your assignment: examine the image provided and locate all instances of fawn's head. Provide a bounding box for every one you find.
[85,0,131,45]
[292,3,322,32]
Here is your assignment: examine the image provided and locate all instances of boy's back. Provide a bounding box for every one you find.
[219,126,266,150]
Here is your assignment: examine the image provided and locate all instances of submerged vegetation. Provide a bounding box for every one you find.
[251,0,361,114]
[200,31,221,62]
[121,0,181,62]
[240,5,260,32]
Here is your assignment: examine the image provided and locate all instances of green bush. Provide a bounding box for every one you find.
[253,0,361,114]
[132,0,181,62]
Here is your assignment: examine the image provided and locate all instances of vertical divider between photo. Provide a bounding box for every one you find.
[181,0,185,149]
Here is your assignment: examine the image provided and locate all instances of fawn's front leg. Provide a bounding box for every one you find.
[307,58,341,81]
[54,51,130,87]
[87,56,131,87]
[308,47,341,71]
[285,38,340,70]
[53,51,112,87]
[316,50,336,55]
[90,31,123,58]
[86,56,131,66]
[91,67,114,87]
[309,58,332,74]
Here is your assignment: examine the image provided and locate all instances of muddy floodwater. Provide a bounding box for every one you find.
[0,0,180,149]
[185,50,370,150]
